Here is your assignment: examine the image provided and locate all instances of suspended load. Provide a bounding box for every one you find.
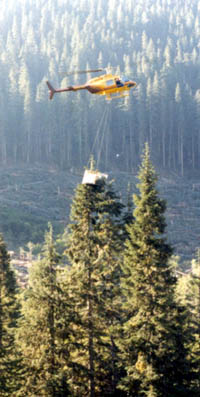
[82,170,108,185]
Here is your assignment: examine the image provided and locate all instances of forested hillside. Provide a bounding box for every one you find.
[1,0,200,173]
[0,5,200,394]
[0,149,199,396]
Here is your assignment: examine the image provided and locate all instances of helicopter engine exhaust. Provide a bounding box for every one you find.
[46,81,56,100]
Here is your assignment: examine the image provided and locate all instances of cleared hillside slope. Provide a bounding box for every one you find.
[0,166,199,265]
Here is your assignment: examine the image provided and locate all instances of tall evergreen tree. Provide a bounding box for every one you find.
[17,225,70,397]
[120,143,194,397]
[0,234,21,396]
[176,255,200,393]
[63,165,126,397]
[188,258,200,393]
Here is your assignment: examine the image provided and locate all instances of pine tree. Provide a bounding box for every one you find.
[176,255,200,394]
[17,225,70,397]
[188,258,200,393]
[63,166,126,397]
[0,234,21,396]
[120,143,193,397]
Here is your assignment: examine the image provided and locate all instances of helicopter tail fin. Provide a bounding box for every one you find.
[46,81,56,100]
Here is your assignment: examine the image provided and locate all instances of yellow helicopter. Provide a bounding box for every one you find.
[46,68,137,101]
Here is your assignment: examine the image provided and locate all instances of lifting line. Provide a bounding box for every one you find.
[88,104,111,169]
[97,105,111,168]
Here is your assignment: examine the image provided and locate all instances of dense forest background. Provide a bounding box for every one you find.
[1,0,200,174]
[0,4,200,394]
[1,0,200,261]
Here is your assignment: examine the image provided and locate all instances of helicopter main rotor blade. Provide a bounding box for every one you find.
[65,68,105,76]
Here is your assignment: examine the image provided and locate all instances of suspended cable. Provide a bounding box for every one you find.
[97,105,111,169]
[88,105,109,167]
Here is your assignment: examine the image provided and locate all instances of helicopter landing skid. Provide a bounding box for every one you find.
[106,92,129,100]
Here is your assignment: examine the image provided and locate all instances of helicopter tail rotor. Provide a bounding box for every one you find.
[46,81,56,100]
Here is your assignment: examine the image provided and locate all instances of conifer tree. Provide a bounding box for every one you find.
[0,234,21,396]
[176,255,200,393]
[188,259,200,393]
[63,165,126,397]
[17,225,70,397]
[120,143,193,397]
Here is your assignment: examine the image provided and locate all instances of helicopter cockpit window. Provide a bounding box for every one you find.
[106,79,115,86]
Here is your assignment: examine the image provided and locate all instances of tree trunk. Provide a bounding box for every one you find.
[88,268,95,397]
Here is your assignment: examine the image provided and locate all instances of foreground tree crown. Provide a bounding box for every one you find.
[64,166,126,397]
[120,143,195,397]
